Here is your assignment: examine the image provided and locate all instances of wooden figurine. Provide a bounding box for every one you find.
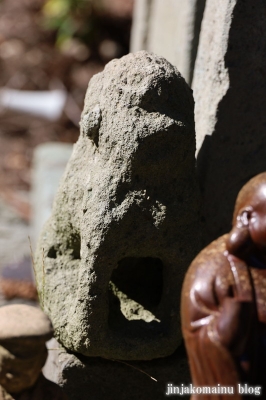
[181,173,266,399]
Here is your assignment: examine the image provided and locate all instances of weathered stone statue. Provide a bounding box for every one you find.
[181,172,266,399]
[0,304,67,399]
[35,50,201,362]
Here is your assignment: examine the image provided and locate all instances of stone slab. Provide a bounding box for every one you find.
[130,0,153,53]
[193,0,266,242]
[130,0,206,84]
[0,199,30,272]
[31,142,73,248]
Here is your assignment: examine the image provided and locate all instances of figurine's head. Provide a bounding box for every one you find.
[227,172,266,257]
[0,305,53,394]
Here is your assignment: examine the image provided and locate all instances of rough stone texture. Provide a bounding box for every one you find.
[44,339,190,400]
[193,0,266,243]
[36,51,201,360]
[130,0,206,84]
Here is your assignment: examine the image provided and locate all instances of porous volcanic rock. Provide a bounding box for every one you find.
[36,51,201,360]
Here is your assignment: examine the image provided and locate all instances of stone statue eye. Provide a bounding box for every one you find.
[81,104,102,146]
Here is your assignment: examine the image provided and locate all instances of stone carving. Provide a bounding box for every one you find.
[181,172,266,398]
[36,50,201,360]
[0,304,67,399]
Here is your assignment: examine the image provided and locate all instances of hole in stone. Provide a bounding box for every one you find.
[47,246,57,259]
[108,257,163,332]
[68,233,81,260]
[47,234,81,260]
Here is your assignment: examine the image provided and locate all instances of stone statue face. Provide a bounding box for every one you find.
[0,342,47,394]
[36,51,201,360]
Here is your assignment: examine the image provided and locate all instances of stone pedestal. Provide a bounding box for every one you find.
[44,339,190,400]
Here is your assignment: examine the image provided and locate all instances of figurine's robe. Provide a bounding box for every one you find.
[181,235,266,400]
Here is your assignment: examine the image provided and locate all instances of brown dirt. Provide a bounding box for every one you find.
[0,278,38,301]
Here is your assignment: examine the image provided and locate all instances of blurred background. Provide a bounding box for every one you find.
[0,0,207,305]
[0,0,134,304]
[0,0,134,216]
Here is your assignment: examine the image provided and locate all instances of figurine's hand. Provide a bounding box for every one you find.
[216,297,254,355]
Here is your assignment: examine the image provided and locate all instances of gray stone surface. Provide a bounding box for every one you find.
[31,142,73,248]
[36,51,201,360]
[193,0,266,242]
[43,339,190,400]
[130,0,206,84]
[130,0,153,53]
[0,199,30,272]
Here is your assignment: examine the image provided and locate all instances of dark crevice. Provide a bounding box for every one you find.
[111,257,163,308]
[108,257,164,335]
[68,233,81,260]
[47,246,57,259]
[47,233,81,260]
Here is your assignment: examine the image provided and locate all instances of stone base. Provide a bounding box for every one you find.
[44,339,190,400]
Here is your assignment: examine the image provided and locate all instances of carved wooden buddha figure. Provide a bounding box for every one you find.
[181,172,266,399]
